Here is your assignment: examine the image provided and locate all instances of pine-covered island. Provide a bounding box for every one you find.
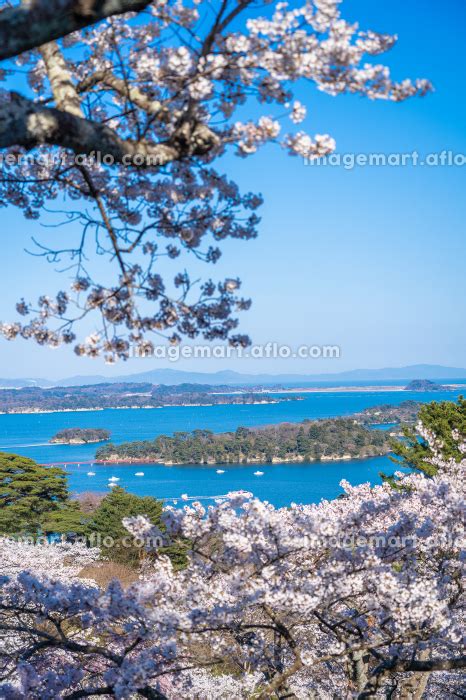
[50,428,111,444]
[354,400,421,425]
[95,419,390,465]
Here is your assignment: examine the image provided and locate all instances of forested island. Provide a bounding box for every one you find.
[94,400,430,465]
[0,382,301,414]
[50,428,111,445]
[355,400,422,425]
[95,419,390,465]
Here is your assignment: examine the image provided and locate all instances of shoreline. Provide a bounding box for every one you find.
[93,448,390,467]
[50,440,109,445]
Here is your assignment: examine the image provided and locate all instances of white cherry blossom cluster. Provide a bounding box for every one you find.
[289,100,307,124]
[233,116,281,154]
[0,537,99,581]
[285,131,336,158]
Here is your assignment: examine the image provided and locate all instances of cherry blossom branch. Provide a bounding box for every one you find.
[0,0,152,62]
[0,92,219,165]
[39,41,84,117]
[0,0,432,358]
[76,70,168,118]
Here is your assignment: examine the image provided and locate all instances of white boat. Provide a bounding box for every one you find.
[181,493,189,501]
[135,471,145,476]
[216,469,225,474]
[254,471,264,476]
[87,471,96,476]
[108,476,120,482]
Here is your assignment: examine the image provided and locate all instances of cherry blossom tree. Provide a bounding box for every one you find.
[0,0,431,361]
[0,427,463,699]
[0,537,99,580]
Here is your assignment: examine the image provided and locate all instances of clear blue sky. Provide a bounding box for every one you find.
[1,0,465,379]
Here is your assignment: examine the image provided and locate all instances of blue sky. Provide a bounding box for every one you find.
[0,0,465,379]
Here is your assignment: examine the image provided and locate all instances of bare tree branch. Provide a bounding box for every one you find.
[358,656,466,700]
[390,656,466,673]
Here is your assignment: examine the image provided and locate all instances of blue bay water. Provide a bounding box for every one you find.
[0,387,463,508]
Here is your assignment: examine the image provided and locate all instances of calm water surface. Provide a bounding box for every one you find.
[0,387,462,507]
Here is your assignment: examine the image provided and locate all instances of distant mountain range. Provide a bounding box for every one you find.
[1,364,465,389]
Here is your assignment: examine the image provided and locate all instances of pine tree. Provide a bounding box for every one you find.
[0,452,72,536]
[87,487,187,569]
[390,397,466,476]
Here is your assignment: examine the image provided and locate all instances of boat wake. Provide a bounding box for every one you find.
[0,442,61,448]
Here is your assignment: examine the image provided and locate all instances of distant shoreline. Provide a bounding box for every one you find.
[0,398,291,416]
[0,384,466,416]
[1,384,464,415]
[279,385,407,393]
[216,383,466,395]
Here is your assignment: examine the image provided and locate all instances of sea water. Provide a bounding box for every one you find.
[0,387,461,507]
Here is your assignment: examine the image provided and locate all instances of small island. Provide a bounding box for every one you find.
[95,419,390,465]
[404,379,447,392]
[50,428,111,445]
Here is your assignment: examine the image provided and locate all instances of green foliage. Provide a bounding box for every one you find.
[41,501,90,537]
[0,452,75,536]
[87,487,187,569]
[96,419,390,465]
[378,472,409,491]
[390,397,466,476]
